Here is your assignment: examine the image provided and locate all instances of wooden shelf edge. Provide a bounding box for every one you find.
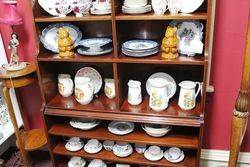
[44,108,203,127]
[48,124,199,149]
[53,143,197,167]
[34,15,112,22]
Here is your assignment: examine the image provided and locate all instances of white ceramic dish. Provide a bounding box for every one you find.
[88,159,107,167]
[122,5,151,14]
[123,0,148,8]
[178,0,204,13]
[75,67,102,94]
[113,142,133,158]
[78,38,112,51]
[103,140,115,151]
[65,137,84,152]
[146,72,176,98]
[108,121,135,135]
[71,0,92,17]
[77,47,113,56]
[68,156,86,167]
[135,143,147,154]
[141,124,172,137]
[144,146,164,161]
[164,147,185,163]
[122,40,158,51]
[122,48,159,57]
[90,8,111,15]
[84,139,103,154]
[69,118,101,130]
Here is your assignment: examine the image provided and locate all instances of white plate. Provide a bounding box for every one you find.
[84,142,102,154]
[65,137,84,152]
[68,157,86,167]
[122,40,158,51]
[78,38,112,48]
[75,67,102,94]
[69,118,101,130]
[164,151,185,163]
[122,48,159,57]
[144,149,164,161]
[38,0,73,16]
[90,8,111,15]
[146,72,176,98]
[178,0,204,13]
[113,143,133,157]
[108,121,134,135]
[77,47,113,56]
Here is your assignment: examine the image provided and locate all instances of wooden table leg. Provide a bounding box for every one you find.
[2,86,29,167]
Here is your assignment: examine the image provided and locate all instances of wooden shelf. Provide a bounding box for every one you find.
[34,15,112,22]
[118,52,206,65]
[115,12,207,20]
[53,143,197,167]
[37,53,115,63]
[45,95,202,127]
[49,124,199,149]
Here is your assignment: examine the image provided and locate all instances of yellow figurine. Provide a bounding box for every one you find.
[58,28,74,58]
[161,26,179,59]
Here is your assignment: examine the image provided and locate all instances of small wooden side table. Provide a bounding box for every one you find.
[0,63,47,167]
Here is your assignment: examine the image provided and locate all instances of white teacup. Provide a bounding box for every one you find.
[167,147,182,160]
[103,140,115,151]
[135,144,147,154]
[168,0,181,14]
[104,78,115,99]
[148,146,162,156]
[74,77,94,105]
[58,74,74,97]
[86,139,101,150]
[115,142,130,153]
[152,0,168,15]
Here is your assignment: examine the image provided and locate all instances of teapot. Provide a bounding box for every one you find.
[178,81,201,110]
[148,78,175,112]
[74,77,94,105]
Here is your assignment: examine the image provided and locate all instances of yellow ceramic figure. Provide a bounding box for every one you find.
[161,26,179,59]
[58,28,74,58]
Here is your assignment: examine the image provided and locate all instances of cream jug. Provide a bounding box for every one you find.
[148,78,175,112]
[104,78,115,99]
[58,74,74,97]
[178,81,201,110]
[74,77,94,105]
[128,80,142,105]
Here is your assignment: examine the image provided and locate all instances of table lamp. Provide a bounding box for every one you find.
[0,0,27,71]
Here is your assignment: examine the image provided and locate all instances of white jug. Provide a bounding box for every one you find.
[128,80,142,105]
[152,0,168,15]
[74,77,94,105]
[148,78,175,112]
[58,74,74,97]
[178,81,201,110]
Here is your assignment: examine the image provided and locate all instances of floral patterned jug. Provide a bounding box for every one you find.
[178,81,201,110]
[149,78,174,112]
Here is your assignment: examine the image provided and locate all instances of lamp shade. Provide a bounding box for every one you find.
[0,0,23,25]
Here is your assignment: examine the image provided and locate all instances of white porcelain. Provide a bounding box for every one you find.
[141,124,172,137]
[144,146,163,161]
[74,77,94,105]
[164,147,185,163]
[122,5,152,14]
[152,0,168,15]
[148,78,175,112]
[104,79,115,99]
[75,67,102,94]
[135,144,147,154]
[69,118,100,130]
[116,164,130,167]
[84,139,102,154]
[68,156,86,167]
[113,142,133,157]
[127,80,142,105]
[124,0,147,8]
[65,137,84,152]
[108,121,135,135]
[92,1,111,10]
[146,72,176,99]
[178,81,201,110]
[72,0,92,17]
[168,0,181,14]
[58,74,74,97]
[90,7,111,15]
[78,38,112,52]
[178,0,204,13]
[165,152,185,163]
[88,159,107,167]
[77,47,113,56]
[103,140,115,151]
[54,0,73,17]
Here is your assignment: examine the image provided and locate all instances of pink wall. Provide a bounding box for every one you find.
[0,0,250,151]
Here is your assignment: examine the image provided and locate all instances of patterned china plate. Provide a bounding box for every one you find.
[108,121,135,135]
[78,38,112,48]
[146,72,177,98]
[38,0,73,16]
[75,67,102,94]
[69,118,101,130]
[122,40,158,51]
[164,151,185,163]
[40,23,82,53]
[122,48,159,57]
[77,47,113,56]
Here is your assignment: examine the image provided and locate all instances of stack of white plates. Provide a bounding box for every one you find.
[90,1,111,15]
[122,40,159,57]
[69,118,101,130]
[122,0,151,14]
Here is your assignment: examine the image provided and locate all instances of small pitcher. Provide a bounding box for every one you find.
[74,77,94,105]
[127,80,142,105]
[58,74,74,97]
[178,81,201,110]
[104,78,115,99]
[152,0,168,15]
[148,78,175,112]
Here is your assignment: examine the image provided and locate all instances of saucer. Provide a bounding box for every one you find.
[84,139,102,154]
[108,121,135,135]
[113,142,133,158]
[65,137,84,152]
[164,151,185,163]
[144,146,163,161]
[69,118,101,130]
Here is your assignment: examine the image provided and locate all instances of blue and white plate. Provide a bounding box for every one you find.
[122,40,159,51]
[77,47,113,56]
[122,48,159,57]
[40,23,82,53]
[78,38,112,48]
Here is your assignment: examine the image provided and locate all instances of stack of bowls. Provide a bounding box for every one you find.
[141,123,172,137]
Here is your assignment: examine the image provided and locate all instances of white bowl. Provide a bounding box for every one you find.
[141,124,172,137]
